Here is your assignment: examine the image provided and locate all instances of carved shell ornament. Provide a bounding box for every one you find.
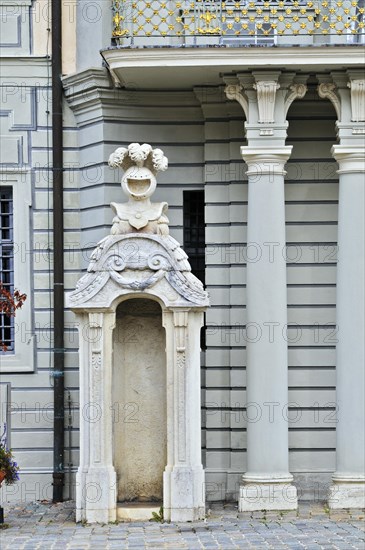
[108,143,170,235]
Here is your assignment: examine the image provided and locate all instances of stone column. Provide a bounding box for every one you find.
[319,72,365,509]
[163,308,205,522]
[328,146,365,508]
[225,71,307,511]
[239,147,297,510]
[85,311,117,523]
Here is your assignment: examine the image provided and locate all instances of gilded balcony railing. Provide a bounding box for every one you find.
[111,0,365,46]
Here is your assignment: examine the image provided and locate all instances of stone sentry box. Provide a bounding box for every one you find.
[67,144,209,523]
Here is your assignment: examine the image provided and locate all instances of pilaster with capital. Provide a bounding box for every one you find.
[162,308,205,522]
[318,71,365,509]
[224,71,307,511]
[85,311,117,524]
[75,313,91,523]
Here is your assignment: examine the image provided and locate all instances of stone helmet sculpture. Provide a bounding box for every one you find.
[108,143,170,235]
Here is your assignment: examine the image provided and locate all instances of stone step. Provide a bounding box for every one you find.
[117,502,162,522]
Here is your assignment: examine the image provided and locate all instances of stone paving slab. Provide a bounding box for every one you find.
[0,502,364,550]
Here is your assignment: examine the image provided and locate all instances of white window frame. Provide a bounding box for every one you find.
[0,383,10,444]
[0,171,34,372]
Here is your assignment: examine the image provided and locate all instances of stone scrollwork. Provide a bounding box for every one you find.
[284,83,308,117]
[318,82,341,121]
[68,234,209,307]
[224,83,249,119]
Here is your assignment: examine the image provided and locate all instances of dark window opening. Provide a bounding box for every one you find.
[183,190,205,285]
[183,190,206,348]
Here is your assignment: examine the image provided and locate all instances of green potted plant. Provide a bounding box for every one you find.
[0,425,19,486]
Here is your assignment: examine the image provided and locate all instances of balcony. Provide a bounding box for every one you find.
[102,1,365,89]
[111,0,364,47]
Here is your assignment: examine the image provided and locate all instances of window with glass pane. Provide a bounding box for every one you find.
[0,187,14,352]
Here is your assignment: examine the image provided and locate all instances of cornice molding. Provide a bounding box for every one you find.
[0,56,50,82]
[102,46,365,70]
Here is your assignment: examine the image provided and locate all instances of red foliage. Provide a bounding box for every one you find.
[0,282,27,351]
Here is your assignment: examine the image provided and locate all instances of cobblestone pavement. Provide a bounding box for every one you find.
[0,501,364,550]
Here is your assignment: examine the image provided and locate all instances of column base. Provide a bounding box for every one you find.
[166,506,205,522]
[239,475,298,512]
[328,475,365,509]
[80,467,117,524]
[164,466,205,522]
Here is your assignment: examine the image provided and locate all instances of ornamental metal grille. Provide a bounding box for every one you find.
[0,187,14,352]
[112,0,365,44]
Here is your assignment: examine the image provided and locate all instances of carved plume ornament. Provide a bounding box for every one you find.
[108,142,168,172]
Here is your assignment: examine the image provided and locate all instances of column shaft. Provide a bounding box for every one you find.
[239,147,297,511]
[328,146,365,508]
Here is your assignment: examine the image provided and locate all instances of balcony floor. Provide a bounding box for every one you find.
[101,45,365,89]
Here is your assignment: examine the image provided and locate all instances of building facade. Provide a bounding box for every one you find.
[0,0,364,513]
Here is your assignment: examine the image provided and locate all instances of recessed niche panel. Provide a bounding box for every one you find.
[113,298,167,502]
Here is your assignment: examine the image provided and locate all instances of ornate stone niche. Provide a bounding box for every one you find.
[67,144,209,523]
